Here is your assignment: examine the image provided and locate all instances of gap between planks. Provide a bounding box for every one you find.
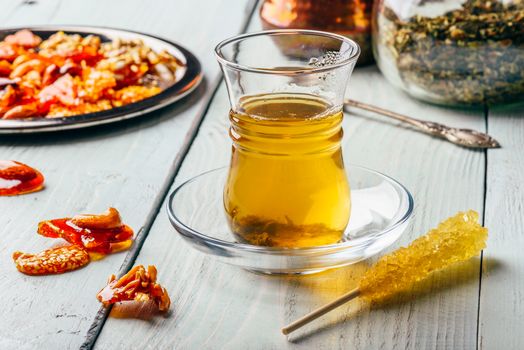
[476,104,489,350]
[79,1,260,348]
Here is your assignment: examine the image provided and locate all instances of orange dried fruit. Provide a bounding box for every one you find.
[13,245,89,275]
[97,265,171,312]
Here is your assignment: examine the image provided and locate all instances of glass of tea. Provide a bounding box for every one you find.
[215,30,360,248]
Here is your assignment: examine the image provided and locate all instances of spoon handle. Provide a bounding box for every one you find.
[344,99,501,149]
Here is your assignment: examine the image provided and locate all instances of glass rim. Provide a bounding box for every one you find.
[214,29,361,75]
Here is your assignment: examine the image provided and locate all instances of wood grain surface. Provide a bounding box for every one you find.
[0,0,253,349]
[94,6,488,350]
[479,107,524,349]
[2,0,522,349]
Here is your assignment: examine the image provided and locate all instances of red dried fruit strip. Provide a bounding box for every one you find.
[38,218,134,255]
[0,160,44,196]
[13,245,90,275]
[0,162,36,181]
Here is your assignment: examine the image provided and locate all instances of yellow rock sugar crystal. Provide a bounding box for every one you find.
[359,210,487,303]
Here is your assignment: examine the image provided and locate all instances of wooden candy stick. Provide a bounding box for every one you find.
[282,288,360,335]
[282,210,488,335]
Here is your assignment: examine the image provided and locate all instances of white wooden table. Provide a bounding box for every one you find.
[0,0,522,349]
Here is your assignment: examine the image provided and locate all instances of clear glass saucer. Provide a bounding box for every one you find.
[167,165,413,275]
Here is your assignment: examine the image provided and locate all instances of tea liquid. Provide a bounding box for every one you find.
[224,93,350,248]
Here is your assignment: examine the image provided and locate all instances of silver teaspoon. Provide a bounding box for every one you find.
[344,99,501,149]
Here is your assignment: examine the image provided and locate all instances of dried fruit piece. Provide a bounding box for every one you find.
[0,60,12,76]
[38,74,77,105]
[37,207,134,255]
[2,103,39,119]
[113,85,161,105]
[9,58,45,79]
[70,207,122,230]
[4,29,42,48]
[359,210,487,303]
[0,29,182,119]
[97,265,171,311]
[0,43,17,60]
[13,245,89,275]
[0,160,44,196]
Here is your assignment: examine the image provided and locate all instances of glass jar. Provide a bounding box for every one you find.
[260,0,374,65]
[372,0,524,106]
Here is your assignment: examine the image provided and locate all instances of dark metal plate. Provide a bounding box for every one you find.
[0,25,202,133]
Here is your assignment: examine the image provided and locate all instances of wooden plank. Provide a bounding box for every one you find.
[0,0,253,348]
[478,107,524,349]
[95,6,487,349]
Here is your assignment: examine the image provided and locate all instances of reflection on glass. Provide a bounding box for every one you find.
[260,0,374,65]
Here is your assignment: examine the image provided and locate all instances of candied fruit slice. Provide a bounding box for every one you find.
[359,210,487,303]
[37,207,134,256]
[38,218,134,255]
[0,160,44,196]
[97,265,170,312]
[13,245,89,275]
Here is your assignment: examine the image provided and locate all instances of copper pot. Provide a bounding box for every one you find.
[260,0,374,65]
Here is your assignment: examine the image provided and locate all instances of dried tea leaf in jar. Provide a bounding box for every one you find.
[373,0,524,105]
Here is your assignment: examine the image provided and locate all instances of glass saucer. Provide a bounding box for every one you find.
[167,165,413,275]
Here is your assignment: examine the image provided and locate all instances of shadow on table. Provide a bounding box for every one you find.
[286,256,502,344]
[0,78,208,145]
[110,300,172,322]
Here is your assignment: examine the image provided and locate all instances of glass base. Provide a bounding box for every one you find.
[167,164,413,275]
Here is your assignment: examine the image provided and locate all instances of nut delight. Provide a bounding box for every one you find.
[13,208,134,275]
[0,29,182,119]
[13,245,90,275]
[97,265,171,312]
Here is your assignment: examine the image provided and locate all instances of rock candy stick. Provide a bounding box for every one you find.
[282,210,488,335]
